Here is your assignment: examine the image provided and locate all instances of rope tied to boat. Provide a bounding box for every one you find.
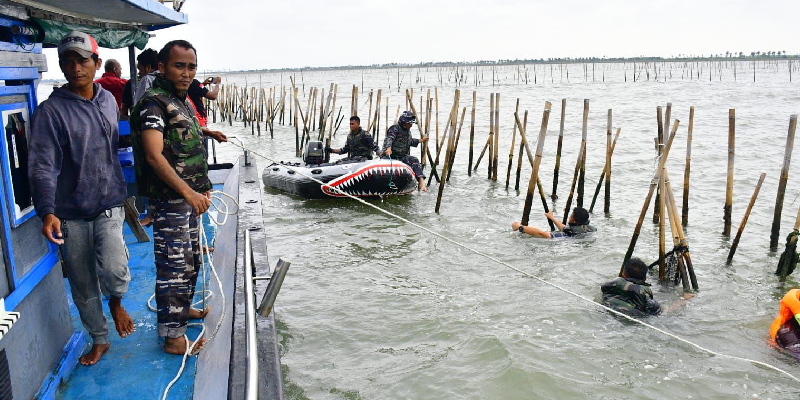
[226,139,800,384]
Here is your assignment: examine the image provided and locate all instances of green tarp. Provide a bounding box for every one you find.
[33,18,148,50]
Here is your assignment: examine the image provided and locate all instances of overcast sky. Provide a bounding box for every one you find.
[41,0,800,80]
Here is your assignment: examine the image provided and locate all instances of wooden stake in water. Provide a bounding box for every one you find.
[577,99,589,208]
[514,111,555,231]
[662,167,697,290]
[520,102,552,226]
[505,98,520,189]
[682,106,694,227]
[488,93,495,180]
[493,93,500,181]
[552,98,566,200]
[514,111,529,190]
[724,109,735,236]
[604,108,612,213]
[468,91,476,176]
[589,128,621,213]
[435,92,461,213]
[620,121,680,275]
[728,172,766,263]
[770,115,797,250]
[653,106,664,224]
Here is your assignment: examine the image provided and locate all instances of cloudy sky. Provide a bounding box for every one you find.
[42,0,799,80]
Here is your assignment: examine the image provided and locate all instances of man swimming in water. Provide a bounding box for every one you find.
[600,258,693,317]
[511,207,595,238]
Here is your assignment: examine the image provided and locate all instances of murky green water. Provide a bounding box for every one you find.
[205,62,800,399]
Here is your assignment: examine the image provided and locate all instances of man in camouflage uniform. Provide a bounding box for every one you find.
[512,207,596,238]
[327,116,380,161]
[381,111,429,191]
[600,258,662,317]
[130,40,226,355]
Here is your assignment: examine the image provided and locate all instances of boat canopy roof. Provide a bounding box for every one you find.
[7,0,188,49]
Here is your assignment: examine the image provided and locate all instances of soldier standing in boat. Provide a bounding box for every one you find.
[29,31,135,365]
[129,39,227,355]
[327,116,380,161]
[381,111,429,191]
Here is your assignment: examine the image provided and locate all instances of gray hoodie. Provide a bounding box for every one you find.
[29,83,127,220]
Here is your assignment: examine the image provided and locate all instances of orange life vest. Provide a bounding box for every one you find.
[770,289,800,341]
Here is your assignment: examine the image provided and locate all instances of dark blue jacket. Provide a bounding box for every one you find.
[29,83,126,219]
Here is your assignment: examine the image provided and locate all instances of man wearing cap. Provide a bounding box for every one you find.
[29,30,134,366]
[94,59,127,110]
[381,110,429,191]
[129,39,226,355]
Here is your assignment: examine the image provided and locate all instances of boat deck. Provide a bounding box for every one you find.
[57,188,220,400]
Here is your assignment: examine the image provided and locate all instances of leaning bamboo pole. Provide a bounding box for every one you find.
[520,102,552,226]
[653,106,664,224]
[728,173,767,263]
[770,115,797,250]
[447,106,467,182]
[620,120,680,275]
[435,93,461,213]
[514,111,555,231]
[724,109,735,236]
[589,128,621,212]
[514,112,528,190]
[505,99,520,189]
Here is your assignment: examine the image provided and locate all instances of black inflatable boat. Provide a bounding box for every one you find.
[262,141,418,199]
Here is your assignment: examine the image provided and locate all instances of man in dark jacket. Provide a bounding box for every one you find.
[512,207,596,238]
[381,111,429,191]
[599,258,693,317]
[327,116,379,161]
[29,31,134,366]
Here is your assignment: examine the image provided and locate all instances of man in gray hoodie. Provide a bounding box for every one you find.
[28,31,134,366]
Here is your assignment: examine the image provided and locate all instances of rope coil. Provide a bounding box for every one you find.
[226,140,800,384]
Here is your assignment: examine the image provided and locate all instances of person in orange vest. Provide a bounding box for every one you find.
[770,289,800,357]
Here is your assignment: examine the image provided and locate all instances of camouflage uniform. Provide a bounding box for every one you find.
[382,124,424,178]
[600,276,662,316]
[338,127,379,161]
[130,74,210,338]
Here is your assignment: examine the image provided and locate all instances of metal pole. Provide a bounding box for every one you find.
[127,45,137,87]
[244,230,258,400]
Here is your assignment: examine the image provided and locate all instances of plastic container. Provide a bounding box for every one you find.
[118,147,134,166]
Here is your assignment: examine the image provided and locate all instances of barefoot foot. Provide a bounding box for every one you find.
[164,337,206,355]
[79,343,110,365]
[418,179,428,192]
[109,297,134,338]
[188,307,210,319]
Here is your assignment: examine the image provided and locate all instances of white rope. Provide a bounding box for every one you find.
[228,140,800,384]
[153,190,239,400]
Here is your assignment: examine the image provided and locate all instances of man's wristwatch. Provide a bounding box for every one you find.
[518,225,525,233]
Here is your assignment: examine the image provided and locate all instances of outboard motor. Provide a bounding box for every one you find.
[303,141,325,165]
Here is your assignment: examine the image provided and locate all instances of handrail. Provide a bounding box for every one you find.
[244,229,258,400]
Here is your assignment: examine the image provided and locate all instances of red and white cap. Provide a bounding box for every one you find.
[57,30,99,59]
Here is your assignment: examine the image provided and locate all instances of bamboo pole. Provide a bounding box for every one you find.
[493,93,500,181]
[520,102,552,226]
[435,94,461,213]
[728,173,767,262]
[724,109,735,236]
[505,98,520,189]
[658,161,666,280]
[552,98,566,200]
[468,91,476,176]
[435,87,439,152]
[662,168,693,290]
[604,108,612,213]
[577,99,589,208]
[770,115,797,250]
[589,128,621,212]
[404,90,440,182]
[777,201,800,281]
[682,106,694,226]
[513,111,555,230]
[653,106,664,224]
[488,93,495,180]
[447,107,467,182]
[514,111,528,190]
[427,95,458,186]
[620,120,681,275]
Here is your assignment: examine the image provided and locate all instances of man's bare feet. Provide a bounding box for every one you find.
[109,297,134,338]
[418,179,428,192]
[188,307,210,319]
[79,343,110,365]
[164,337,206,355]
[139,215,152,227]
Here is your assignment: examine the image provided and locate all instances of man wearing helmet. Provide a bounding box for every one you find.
[381,111,430,191]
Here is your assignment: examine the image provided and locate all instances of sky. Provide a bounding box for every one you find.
[41,0,800,80]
